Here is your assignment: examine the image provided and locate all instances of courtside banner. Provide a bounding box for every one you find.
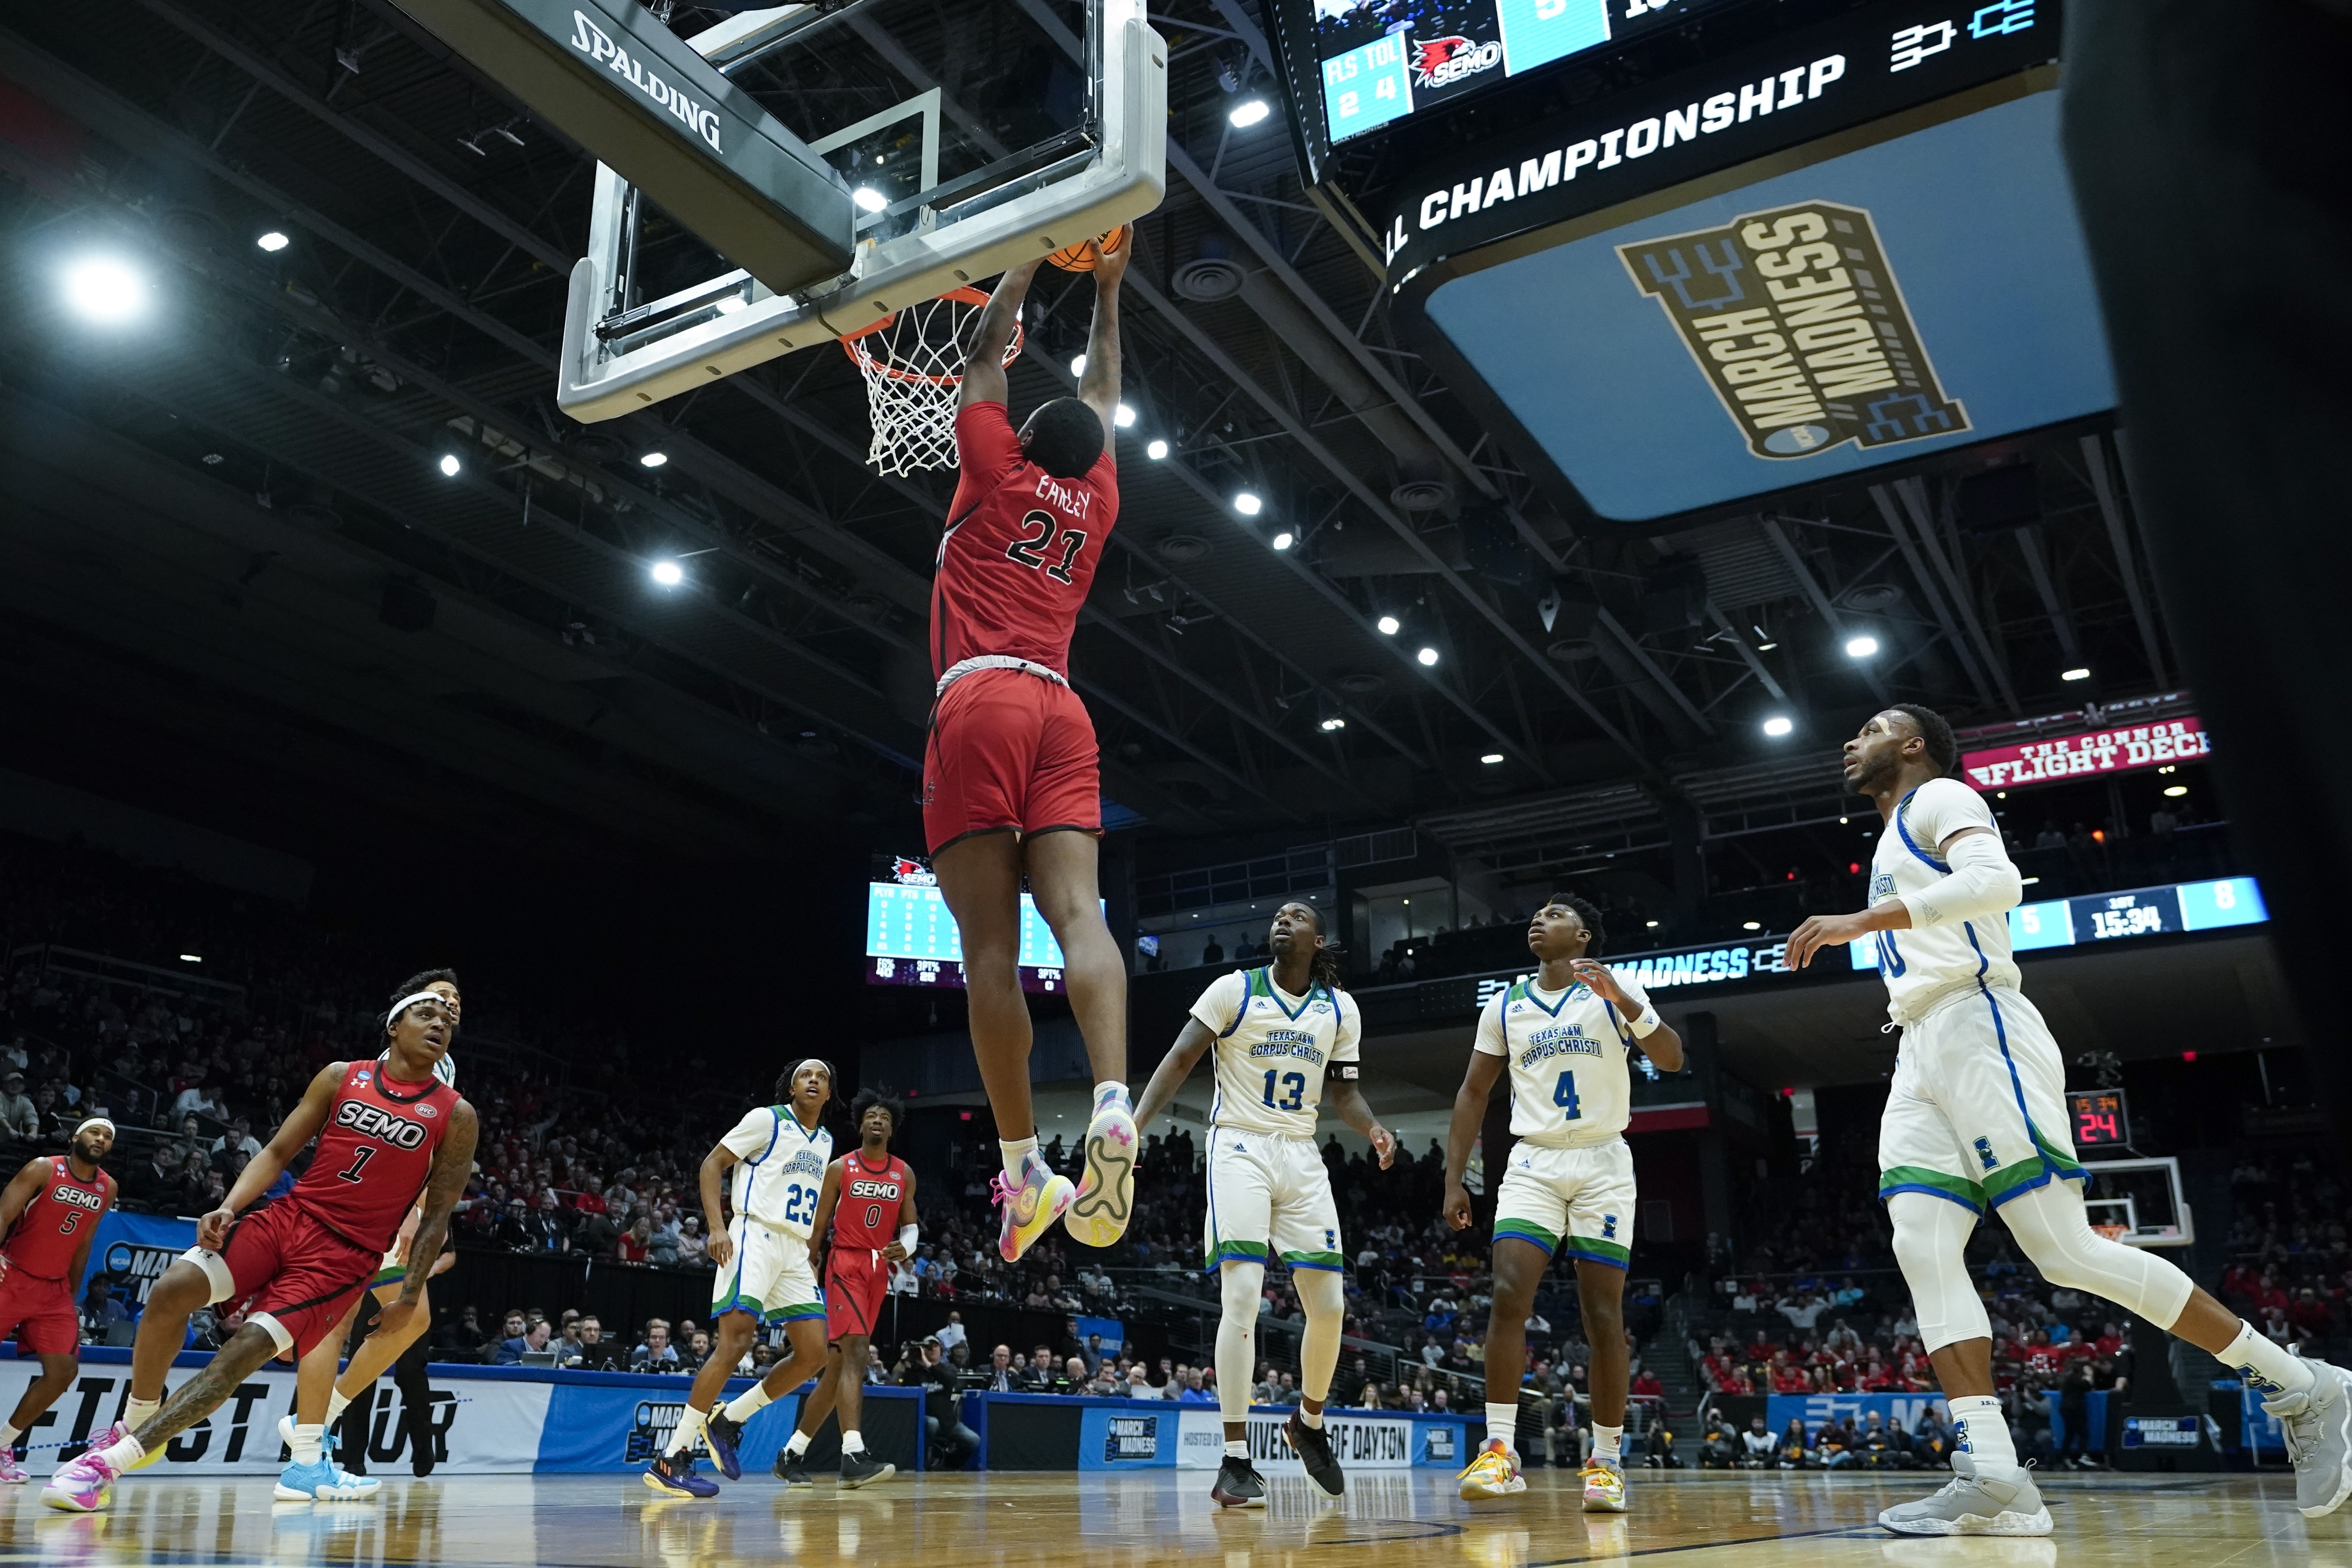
[1961,715,2208,790]
[1766,1392,1953,1434]
[1172,1406,1470,1470]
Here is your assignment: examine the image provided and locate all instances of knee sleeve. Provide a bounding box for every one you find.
[1998,1180,2195,1329]
[1216,1261,1263,1425]
[1887,1191,1991,1354]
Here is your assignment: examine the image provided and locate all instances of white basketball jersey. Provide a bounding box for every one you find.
[1188,967,1361,1138]
[720,1105,833,1237]
[1867,777,2020,1023]
[1472,973,1648,1147]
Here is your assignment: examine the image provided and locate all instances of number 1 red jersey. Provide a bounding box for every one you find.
[830,1152,911,1250]
[286,1061,461,1254]
[933,402,1118,679]
[1,1158,112,1279]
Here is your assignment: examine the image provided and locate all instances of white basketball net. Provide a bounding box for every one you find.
[839,287,1024,476]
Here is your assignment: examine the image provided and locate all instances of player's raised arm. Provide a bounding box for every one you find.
[1076,238,1129,444]
[1571,959,1686,1074]
[373,1098,476,1340]
[958,259,1042,410]
[1131,1017,1216,1134]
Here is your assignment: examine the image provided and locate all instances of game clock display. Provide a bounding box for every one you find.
[2067,1089,2129,1148]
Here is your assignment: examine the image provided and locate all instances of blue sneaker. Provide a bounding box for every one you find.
[273,1459,380,1501]
[703,1409,745,1481]
[641,1452,718,1498]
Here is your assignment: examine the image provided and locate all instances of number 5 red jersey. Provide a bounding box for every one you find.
[287,1061,462,1254]
[1,1158,113,1279]
[830,1153,911,1250]
[932,401,1118,680]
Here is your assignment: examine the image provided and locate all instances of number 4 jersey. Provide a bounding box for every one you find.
[1473,973,1652,1147]
[1190,967,1361,1138]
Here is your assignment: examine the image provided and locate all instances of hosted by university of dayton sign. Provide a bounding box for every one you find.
[1962,716,2209,791]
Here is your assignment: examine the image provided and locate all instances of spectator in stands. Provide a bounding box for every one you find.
[1200,934,1223,965]
[1022,1345,1057,1392]
[675,1214,708,1268]
[573,1201,621,1257]
[1125,1363,1154,1397]
[1739,1416,1777,1468]
[0,1071,39,1141]
[984,1344,1019,1392]
[169,1068,226,1126]
[82,1272,130,1343]
[1630,1366,1663,1400]
[210,1115,263,1170]
[496,1318,553,1365]
[615,1214,653,1264]
[681,1330,713,1372]
[566,1316,620,1371]
[1817,1417,1858,1469]
[632,1320,679,1371]
[526,1191,573,1252]
[1699,1413,1737,1469]
[1776,1417,1811,1469]
[1177,1370,1214,1404]
[935,1311,967,1356]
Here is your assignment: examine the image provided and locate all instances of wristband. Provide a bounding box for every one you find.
[1627,1005,1662,1038]
[897,1223,919,1252]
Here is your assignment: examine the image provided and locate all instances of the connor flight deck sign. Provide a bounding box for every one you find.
[1620,200,1966,459]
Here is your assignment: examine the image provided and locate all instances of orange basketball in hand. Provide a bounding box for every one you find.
[1044,225,1128,272]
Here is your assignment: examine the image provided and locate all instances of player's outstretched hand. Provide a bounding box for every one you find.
[1370,1125,1397,1170]
[705,1231,734,1269]
[370,1295,423,1342]
[1092,235,1130,287]
[1443,1181,1473,1232]
[196,1206,235,1251]
[1568,958,1632,1007]
[1785,910,1874,970]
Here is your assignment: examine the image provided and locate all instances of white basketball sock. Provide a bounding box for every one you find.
[723,1384,775,1423]
[1484,1403,1517,1454]
[1593,1423,1623,1463]
[326,1388,352,1425]
[124,1395,161,1431]
[2225,1318,2319,1398]
[665,1405,706,1458]
[1949,1394,2017,1467]
[999,1136,1039,1183]
[0,1422,19,1449]
[99,1433,145,1472]
[1223,1439,1248,1460]
[841,1429,864,1455]
[290,1423,324,1466]
[784,1430,811,1457]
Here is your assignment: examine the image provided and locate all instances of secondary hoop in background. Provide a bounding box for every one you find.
[838,287,1025,476]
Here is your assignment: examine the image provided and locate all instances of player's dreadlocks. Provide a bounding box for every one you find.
[1286,902,1347,994]
[1890,703,1961,778]
[849,1087,906,1137]
[1543,893,1609,958]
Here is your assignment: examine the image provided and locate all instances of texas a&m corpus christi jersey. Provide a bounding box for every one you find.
[1866,776,2020,1023]
[1473,974,1653,1147]
[1188,967,1361,1139]
[2,1157,112,1278]
[720,1105,833,1239]
[830,1153,910,1251]
[288,1061,462,1254]
[934,401,1118,679]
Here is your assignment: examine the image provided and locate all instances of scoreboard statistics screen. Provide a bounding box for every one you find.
[1853,876,2267,969]
[1281,0,1741,148]
[863,881,1097,994]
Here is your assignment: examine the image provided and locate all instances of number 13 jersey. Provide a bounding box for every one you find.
[934,401,1119,680]
[1473,974,1652,1148]
[1189,967,1361,1138]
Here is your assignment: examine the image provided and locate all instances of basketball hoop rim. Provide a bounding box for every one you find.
[839,286,1023,386]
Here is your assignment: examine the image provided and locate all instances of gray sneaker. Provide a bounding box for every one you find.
[1877,1452,2052,1536]
[2265,1361,2352,1517]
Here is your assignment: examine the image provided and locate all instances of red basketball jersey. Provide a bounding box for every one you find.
[933,401,1118,679]
[286,1061,461,1253]
[830,1153,911,1251]
[1,1158,112,1279]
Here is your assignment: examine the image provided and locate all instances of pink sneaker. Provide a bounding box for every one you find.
[0,1451,26,1483]
[42,1449,122,1512]
[993,1154,1074,1263]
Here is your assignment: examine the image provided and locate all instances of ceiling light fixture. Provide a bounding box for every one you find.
[1480,752,1504,765]
[1376,615,1400,636]
[63,257,148,323]
[438,454,461,477]
[1114,403,1136,428]
[1228,98,1271,128]
[1416,646,1439,667]
[1233,491,1263,516]
[1762,715,1794,738]
[2163,784,2187,797]
[639,451,668,468]
[1742,921,1761,931]
[852,186,888,213]
[2062,666,2091,681]
[1270,531,1294,551]
[1146,438,1169,460]
[650,559,685,587]
[1845,635,1880,659]
[1070,352,1087,377]
[1319,716,1345,732]
[256,231,290,253]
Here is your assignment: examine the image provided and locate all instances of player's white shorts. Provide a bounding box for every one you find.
[1879,981,2084,1215]
[1493,1138,1636,1269]
[712,1216,824,1324]
[1202,1128,1342,1271]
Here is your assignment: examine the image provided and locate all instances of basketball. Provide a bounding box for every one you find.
[1043,225,1128,272]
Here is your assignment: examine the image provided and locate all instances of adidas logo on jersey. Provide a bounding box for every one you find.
[334,1101,429,1149]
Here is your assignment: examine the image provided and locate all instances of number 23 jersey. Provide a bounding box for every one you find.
[720,1106,833,1239]
[1189,967,1361,1138]
[1473,974,1652,1148]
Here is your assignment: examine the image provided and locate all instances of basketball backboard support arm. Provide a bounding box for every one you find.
[555,0,1166,423]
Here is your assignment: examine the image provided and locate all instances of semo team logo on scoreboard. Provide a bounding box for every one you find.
[1412,35,1502,89]
[1618,200,1968,460]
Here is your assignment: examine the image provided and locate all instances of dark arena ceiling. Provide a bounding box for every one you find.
[0,0,2177,868]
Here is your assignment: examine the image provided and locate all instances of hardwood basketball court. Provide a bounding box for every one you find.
[0,1469,2337,1567]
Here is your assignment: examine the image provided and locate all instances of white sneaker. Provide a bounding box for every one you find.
[2266,1360,2352,1517]
[1877,1452,2051,1536]
[1064,1085,1136,1248]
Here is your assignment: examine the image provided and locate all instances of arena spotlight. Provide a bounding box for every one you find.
[851,186,889,213]
[438,453,462,477]
[1319,716,1345,732]
[1762,714,1794,737]
[2164,784,2187,798]
[639,451,669,467]
[2062,666,2091,681]
[1416,646,1439,667]
[256,231,290,253]
[179,954,203,964]
[1146,438,1169,460]
[62,256,148,323]
[1376,615,1401,636]
[1070,353,1087,376]
[1480,753,1504,765]
[1844,635,1880,659]
[1270,531,1294,551]
[650,558,685,587]
[1115,403,1137,428]
[1742,921,1762,931]
[1233,491,1263,516]
[1228,98,1271,128]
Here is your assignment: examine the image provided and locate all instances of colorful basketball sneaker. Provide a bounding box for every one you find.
[1581,1456,1627,1513]
[641,1452,718,1499]
[702,1408,746,1481]
[41,1449,123,1513]
[1457,1438,1525,1500]
[0,1452,26,1484]
[993,1151,1074,1263]
[274,1458,380,1501]
[1065,1084,1138,1248]
[1877,1452,2052,1535]
[83,1422,163,1472]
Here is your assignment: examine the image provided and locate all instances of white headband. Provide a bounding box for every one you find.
[74,1117,115,1139]
[793,1059,832,1084]
[387,991,452,1024]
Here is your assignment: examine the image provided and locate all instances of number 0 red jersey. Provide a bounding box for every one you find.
[830,1152,911,1250]
[286,1061,461,1254]
[1,1157,112,1279]
[933,402,1118,679]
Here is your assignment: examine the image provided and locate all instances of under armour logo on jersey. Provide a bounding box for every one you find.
[1973,1136,2000,1171]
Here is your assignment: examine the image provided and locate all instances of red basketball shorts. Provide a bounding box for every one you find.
[190,1198,377,1359]
[0,1269,81,1356]
[923,666,1101,854]
[824,1250,889,1344]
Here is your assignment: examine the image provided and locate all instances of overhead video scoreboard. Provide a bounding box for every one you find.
[1852,875,2267,969]
[864,880,1101,995]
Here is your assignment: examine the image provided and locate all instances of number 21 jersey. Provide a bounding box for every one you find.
[1189,967,1361,1138]
[1473,975,1651,1148]
[934,401,1118,679]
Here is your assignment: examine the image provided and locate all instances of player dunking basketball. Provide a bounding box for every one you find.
[0,1117,116,1481]
[44,983,475,1511]
[931,241,1139,1261]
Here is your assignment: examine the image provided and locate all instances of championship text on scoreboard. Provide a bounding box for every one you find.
[1962,715,2208,790]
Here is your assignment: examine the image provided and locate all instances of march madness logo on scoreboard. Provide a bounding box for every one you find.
[1618,201,1968,460]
